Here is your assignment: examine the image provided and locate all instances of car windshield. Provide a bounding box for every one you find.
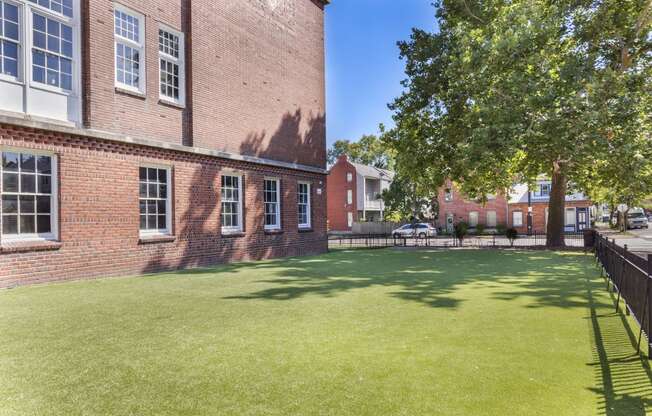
[628,212,646,218]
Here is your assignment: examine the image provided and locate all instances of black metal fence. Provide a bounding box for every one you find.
[595,233,652,356]
[328,232,586,250]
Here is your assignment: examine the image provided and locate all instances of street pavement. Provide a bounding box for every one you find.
[599,227,652,256]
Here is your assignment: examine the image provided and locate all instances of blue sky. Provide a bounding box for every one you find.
[324,1,439,146]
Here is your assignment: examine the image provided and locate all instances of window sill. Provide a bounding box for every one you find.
[264,229,284,235]
[298,228,314,233]
[115,86,146,99]
[159,99,185,110]
[138,235,176,245]
[0,240,62,254]
[221,231,245,238]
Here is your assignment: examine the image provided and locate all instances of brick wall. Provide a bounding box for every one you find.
[83,0,326,169]
[326,155,356,231]
[438,182,509,228]
[0,124,327,288]
[508,201,592,233]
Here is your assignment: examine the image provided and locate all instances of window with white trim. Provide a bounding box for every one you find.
[534,183,551,198]
[29,0,72,17]
[158,26,184,104]
[1,149,57,241]
[469,211,479,227]
[114,5,144,92]
[263,178,280,230]
[297,182,311,229]
[347,211,353,228]
[486,210,497,228]
[346,172,353,182]
[513,211,523,227]
[0,1,19,78]
[221,174,242,233]
[347,189,352,205]
[31,11,73,90]
[139,166,171,235]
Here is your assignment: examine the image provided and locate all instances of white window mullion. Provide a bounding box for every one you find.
[114,4,144,93]
[158,25,184,105]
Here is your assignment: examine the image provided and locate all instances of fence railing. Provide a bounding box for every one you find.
[328,232,586,250]
[595,233,652,357]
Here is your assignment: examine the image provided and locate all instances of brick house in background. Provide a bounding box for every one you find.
[327,155,394,231]
[508,180,592,233]
[437,181,509,233]
[0,0,329,287]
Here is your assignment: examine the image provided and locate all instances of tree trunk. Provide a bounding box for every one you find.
[546,162,567,248]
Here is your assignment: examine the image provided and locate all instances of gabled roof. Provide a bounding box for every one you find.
[350,162,395,181]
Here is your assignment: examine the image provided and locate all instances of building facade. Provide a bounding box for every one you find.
[508,181,593,234]
[0,0,328,287]
[327,155,393,232]
[437,181,509,233]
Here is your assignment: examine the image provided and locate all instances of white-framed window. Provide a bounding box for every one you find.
[139,166,171,236]
[0,1,78,89]
[263,178,280,230]
[31,10,73,90]
[346,172,353,182]
[158,25,184,105]
[565,207,576,226]
[534,183,551,198]
[1,148,57,242]
[347,189,352,205]
[297,181,311,229]
[347,211,353,228]
[469,211,479,227]
[513,211,523,227]
[444,188,453,202]
[0,1,20,79]
[221,174,242,233]
[486,210,497,228]
[114,4,144,92]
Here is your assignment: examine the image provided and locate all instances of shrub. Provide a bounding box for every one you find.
[495,224,507,235]
[506,227,519,246]
[475,224,486,235]
[454,222,469,245]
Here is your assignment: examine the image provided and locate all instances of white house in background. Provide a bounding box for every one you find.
[352,162,395,222]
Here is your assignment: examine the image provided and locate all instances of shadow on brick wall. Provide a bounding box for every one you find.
[239,109,326,169]
[140,110,326,275]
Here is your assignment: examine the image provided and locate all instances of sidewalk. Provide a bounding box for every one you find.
[598,229,652,257]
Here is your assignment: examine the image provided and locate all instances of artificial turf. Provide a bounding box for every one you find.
[1,249,651,415]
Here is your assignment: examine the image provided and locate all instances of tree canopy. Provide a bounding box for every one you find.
[387,0,652,246]
[327,133,395,169]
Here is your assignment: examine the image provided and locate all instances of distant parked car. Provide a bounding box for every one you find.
[392,223,437,238]
[627,208,649,229]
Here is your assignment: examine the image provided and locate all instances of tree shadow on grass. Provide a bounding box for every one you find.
[220,249,606,310]
[585,273,652,416]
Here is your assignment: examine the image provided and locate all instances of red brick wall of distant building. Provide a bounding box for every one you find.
[508,201,593,233]
[0,125,327,288]
[437,182,509,228]
[327,155,356,231]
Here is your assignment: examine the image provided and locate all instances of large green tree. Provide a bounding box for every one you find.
[327,133,395,169]
[389,0,652,247]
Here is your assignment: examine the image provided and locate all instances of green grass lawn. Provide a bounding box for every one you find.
[2,249,652,416]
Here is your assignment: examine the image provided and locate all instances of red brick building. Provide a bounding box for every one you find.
[327,155,393,232]
[0,0,328,287]
[437,181,510,233]
[507,182,592,234]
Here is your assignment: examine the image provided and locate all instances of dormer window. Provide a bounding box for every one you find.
[534,184,551,198]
